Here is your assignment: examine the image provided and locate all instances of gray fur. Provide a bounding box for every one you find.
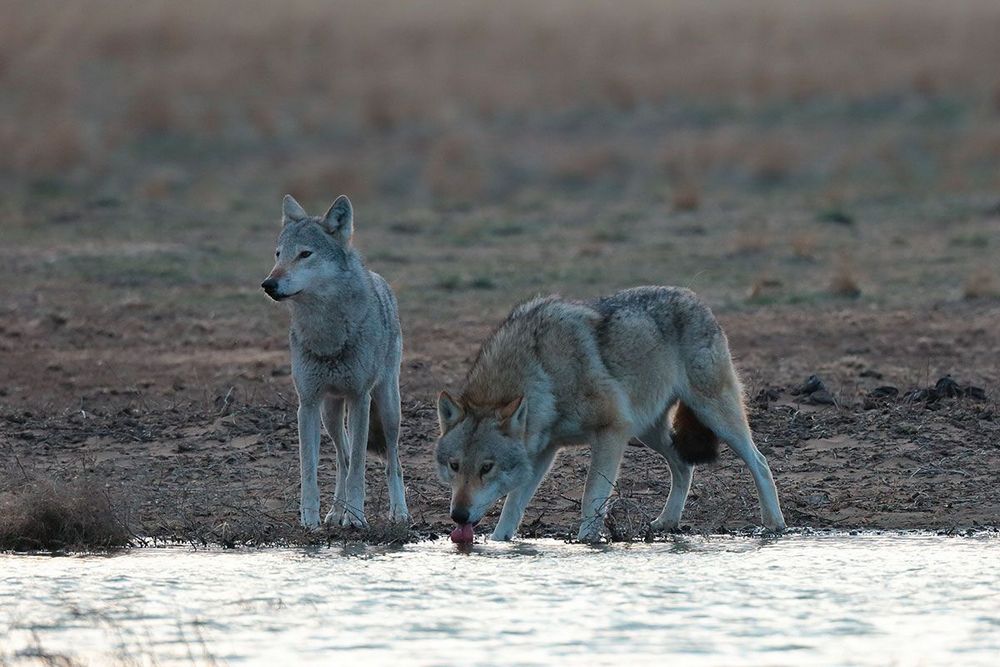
[436,286,786,542]
[263,194,409,528]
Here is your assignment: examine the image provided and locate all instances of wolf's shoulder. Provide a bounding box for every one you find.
[468,295,594,373]
[505,294,600,328]
[366,269,397,307]
[589,285,703,315]
[366,269,400,335]
[590,286,721,341]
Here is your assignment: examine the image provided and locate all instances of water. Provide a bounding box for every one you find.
[2,533,998,666]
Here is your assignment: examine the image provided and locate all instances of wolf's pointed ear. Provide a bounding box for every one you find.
[282,194,308,225]
[499,396,527,439]
[437,390,464,434]
[321,195,353,243]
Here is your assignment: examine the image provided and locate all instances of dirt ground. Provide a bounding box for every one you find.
[2,299,998,545]
[2,1,1000,546]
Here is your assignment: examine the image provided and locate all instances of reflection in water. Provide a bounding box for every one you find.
[2,533,998,665]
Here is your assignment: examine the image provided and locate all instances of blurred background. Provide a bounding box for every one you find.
[1,0,999,410]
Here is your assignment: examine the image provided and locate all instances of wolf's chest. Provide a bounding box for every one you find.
[289,338,376,398]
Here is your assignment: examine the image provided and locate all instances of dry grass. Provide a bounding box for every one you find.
[0,477,131,552]
[731,228,771,256]
[3,0,1000,178]
[671,181,701,212]
[602,478,657,543]
[283,156,373,203]
[789,232,819,260]
[423,132,487,202]
[963,267,999,300]
[747,275,784,301]
[829,257,863,298]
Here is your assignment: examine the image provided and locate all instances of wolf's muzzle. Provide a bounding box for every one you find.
[261,278,281,300]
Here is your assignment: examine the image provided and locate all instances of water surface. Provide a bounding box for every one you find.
[2,533,998,665]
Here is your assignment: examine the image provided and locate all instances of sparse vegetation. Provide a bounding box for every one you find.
[817,208,855,226]
[789,233,819,260]
[963,267,998,300]
[829,258,863,298]
[0,478,131,552]
[746,275,783,302]
[671,181,701,212]
[731,229,770,256]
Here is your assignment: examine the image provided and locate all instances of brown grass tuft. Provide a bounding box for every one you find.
[0,478,131,552]
[746,139,799,185]
[283,156,372,203]
[671,181,701,212]
[550,145,625,189]
[790,232,819,260]
[747,275,783,301]
[423,133,486,203]
[829,258,862,297]
[1,117,87,172]
[730,228,770,256]
[123,84,180,137]
[963,267,998,300]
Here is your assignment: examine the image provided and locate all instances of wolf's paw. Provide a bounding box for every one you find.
[340,511,369,529]
[649,517,680,533]
[300,509,321,529]
[764,519,787,533]
[323,507,345,526]
[490,527,515,541]
[575,521,604,543]
[389,506,410,524]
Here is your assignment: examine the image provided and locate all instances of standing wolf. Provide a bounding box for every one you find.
[262,194,408,528]
[436,286,785,542]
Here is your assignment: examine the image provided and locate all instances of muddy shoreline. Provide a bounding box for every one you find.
[3,370,998,549]
[3,303,1000,549]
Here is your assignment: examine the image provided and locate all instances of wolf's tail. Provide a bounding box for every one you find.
[671,402,720,464]
[366,399,388,459]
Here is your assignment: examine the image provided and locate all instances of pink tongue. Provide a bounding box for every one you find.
[450,523,475,544]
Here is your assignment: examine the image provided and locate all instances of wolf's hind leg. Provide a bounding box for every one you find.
[341,394,371,528]
[577,429,630,542]
[640,423,693,532]
[372,378,409,523]
[685,385,786,531]
[321,396,349,526]
[492,445,558,541]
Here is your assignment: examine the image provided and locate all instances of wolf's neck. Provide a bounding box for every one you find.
[287,271,374,358]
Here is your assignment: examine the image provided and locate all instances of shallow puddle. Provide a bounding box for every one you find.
[2,532,998,665]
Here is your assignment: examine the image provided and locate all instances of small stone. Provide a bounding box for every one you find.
[807,389,836,405]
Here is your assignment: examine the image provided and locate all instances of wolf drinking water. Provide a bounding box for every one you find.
[435,286,786,543]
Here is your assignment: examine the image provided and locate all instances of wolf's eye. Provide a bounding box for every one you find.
[449,460,460,472]
[298,250,313,259]
[480,462,494,476]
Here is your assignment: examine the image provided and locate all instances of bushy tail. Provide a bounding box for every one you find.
[366,399,387,459]
[671,402,719,464]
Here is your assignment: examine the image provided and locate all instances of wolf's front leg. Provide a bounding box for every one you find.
[341,394,371,528]
[577,430,628,542]
[297,402,323,528]
[492,446,558,541]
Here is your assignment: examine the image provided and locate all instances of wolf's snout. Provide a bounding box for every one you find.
[261,278,279,292]
[450,507,470,524]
